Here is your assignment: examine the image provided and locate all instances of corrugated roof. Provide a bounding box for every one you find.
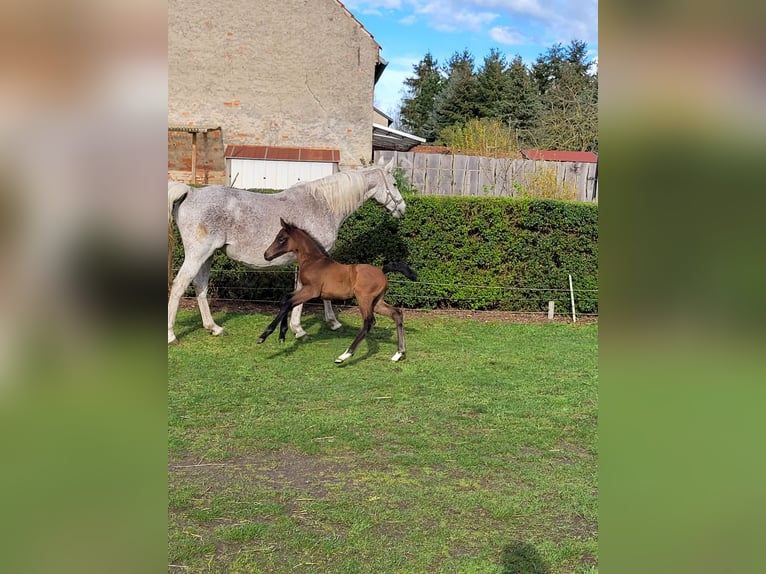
[225,145,340,163]
[372,123,426,152]
[521,149,598,163]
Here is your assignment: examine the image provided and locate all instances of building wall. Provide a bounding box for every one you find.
[169,0,380,177]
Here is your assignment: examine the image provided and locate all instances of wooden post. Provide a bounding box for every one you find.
[191,131,197,184]
[548,301,555,320]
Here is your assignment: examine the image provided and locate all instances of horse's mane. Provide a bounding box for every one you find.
[301,170,370,217]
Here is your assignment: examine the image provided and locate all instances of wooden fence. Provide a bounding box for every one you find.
[374,150,598,202]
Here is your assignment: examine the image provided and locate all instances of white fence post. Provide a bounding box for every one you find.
[569,274,577,323]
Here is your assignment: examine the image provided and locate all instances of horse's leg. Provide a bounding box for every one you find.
[335,294,379,364]
[168,256,205,344]
[278,293,291,343]
[259,288,317,344]
[288,280,341,337]
[323,300,342,331]
[374,300,406,362]
[192,255,224,337]
[288,277,308,339]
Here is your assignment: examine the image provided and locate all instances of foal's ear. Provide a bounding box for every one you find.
[280,217,293,231]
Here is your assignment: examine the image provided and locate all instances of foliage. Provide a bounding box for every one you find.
[532,63,598,152]
[169,314,598,573]
[333,196,598,313]
[438,118,519,157]
[515,165,578,201]
[171,196,598,314]
[393,166,418,196]
[398,40,596,153]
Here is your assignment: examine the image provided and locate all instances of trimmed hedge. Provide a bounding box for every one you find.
[171,196,598,314]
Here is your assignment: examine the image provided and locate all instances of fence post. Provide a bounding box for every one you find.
[548,301,555,320]
[569,274,577,323]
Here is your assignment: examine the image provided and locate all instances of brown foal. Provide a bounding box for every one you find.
[257,218,417,363]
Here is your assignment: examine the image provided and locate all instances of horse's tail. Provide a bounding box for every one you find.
[168,181,191,225]
[168,182,191,295]
[382,262,418,281]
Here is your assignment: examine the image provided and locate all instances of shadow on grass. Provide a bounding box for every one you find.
[501,542,549,574]
[175,306,419,365]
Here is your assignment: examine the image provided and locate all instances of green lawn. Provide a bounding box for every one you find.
[169,307,598,573]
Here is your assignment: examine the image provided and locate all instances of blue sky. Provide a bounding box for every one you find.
[342,0,598,116]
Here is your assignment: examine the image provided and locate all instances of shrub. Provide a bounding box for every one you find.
[170,196,598,314]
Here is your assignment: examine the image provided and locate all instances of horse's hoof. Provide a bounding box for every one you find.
[168,338,180,346]
[335,350,352,363]
[391,352,404,362]
[256,337,265,344]
[210,326,224,336]
[329,321,342,331]
[293,328,307,339]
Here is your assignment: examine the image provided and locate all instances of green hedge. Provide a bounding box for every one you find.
[171,196,598,314]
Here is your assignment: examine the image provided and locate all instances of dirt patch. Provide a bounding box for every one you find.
[169,449,363,502]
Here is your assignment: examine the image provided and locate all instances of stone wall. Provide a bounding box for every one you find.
[168,0,380,177]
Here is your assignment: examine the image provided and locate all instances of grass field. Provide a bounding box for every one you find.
[169,306,598,573]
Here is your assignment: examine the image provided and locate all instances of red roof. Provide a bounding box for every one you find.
[224,145,340,163]
[521,149,598,163]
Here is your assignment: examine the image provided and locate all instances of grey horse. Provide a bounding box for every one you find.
[168,158,405,344]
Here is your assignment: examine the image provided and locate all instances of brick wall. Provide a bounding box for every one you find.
[168,130,227,184]
[168,0,380,177]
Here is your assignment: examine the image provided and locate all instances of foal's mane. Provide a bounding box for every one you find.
[285,222,331,258]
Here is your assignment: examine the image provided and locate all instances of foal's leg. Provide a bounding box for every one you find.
[257,300,294,344]
[259,288,317,344]
[192,255,224,337]
[278,294,291,343]
[374,300,406,362]
[335,294,380,364]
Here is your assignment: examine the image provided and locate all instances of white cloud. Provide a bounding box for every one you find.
[489,26,528,46]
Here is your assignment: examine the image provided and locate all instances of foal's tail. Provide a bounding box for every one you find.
[168,181,191,295]
[382,262,418,281]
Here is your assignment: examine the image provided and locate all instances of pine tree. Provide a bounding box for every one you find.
[504,55,541,140]
[430,49,478,138]
[399,52,444,142]
[474,49,512,120]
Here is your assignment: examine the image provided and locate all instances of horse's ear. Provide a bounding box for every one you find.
[384,156,395,172]
[280,218,294,231]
